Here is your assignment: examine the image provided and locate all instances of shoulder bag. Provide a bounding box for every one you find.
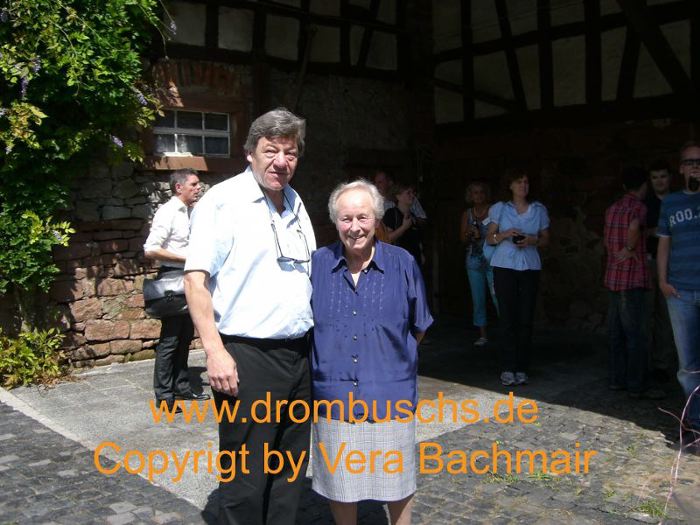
[143,269,188,319]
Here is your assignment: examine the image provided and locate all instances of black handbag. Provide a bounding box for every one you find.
[143,269,188,319]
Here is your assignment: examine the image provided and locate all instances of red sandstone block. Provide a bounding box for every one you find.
[52,243,93,261]
[68,298,103,323]
[96,278,127,296]
[84,320,130,341]
[116,308,145,320]
[99,239,129,254]
[126,294,145,308]
[129,319,161,339]
[110,339,142,354]
[50,280,84,303]
[71,343,111,360]
[93,231,124,241]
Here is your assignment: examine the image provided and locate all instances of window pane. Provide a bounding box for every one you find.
[204,113,228,131]
[154,110,175,128]
[177,111,203,130]
[154,134,175,153]
[204,136,229,155]
[177,135,203,155]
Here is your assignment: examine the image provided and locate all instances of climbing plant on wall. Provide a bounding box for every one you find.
[0,0,167,328]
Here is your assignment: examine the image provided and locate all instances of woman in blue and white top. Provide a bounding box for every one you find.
[460,181,498,346]
[486,169,550,387]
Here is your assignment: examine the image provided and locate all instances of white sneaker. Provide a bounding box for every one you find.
[474,337,488,347]
[515,372,528,385]
[500,371,515,386]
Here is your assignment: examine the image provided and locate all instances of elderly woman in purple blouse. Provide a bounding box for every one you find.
[310,179,433,525]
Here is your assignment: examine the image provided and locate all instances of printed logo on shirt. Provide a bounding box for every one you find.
[668,205,700,227]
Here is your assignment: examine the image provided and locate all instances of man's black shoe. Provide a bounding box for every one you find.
[175,391,211,401]
[156,398,182,413]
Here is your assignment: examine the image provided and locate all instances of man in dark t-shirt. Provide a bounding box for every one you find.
[657,142,700,455]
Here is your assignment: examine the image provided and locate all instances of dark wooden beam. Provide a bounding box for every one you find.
[297,0,311,64]
[461,0,474,120]
[205,3,219,49]
[434,0,688,63]
[617,23,640,100]
[690,0,700,89]
[340,0,350,66]
[616,0,694,95]
[396,0,409,76]
[433,78,519,112]
[584,0,602,105]
[494,0,526,110]
[357,0,381,67]
[182,0,404,33]
[435,94,700,137]
[160,43,403,80]
[252,2,266,58]
[537,0,553,110]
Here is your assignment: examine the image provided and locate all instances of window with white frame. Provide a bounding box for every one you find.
[153,110,231,157]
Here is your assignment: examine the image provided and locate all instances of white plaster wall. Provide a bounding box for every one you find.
[472,0,501,43]
[517,44,540,110]
[435,87,463,123]
[310,0,340,16]
[377,0,396,24]
[433,0,461,52]
[310,26,341,63]
[507,0,537,35]
[474,52,513,100]
[266,15,300,60]
[635,46,672,98]
[350,26,364,65]
[435,60,462,85]
[550,0,584,26]
[663,20,691,75]
[474,100,506,118]
[601,28,626,102]
[218,8,254,52]
[366,32,398,70]
[552,36,586,106]
[350,0,372,9]
[600,0,622,16]
[169,1,206,47]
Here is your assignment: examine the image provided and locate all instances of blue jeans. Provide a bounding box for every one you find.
[667,290,700,430]
[466,257,498,327]
[607,289,649,393]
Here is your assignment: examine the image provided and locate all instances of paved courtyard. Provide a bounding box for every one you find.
[1,320,697,524]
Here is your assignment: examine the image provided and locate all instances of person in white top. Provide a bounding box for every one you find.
[143,169,208,410]
[184,108,316,525]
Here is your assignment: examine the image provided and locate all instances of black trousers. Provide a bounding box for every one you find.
[153,313,194,400]
[493,267,540,373]
[216,335,311,525]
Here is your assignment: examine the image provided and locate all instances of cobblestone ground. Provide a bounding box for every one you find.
[0,402,213,524]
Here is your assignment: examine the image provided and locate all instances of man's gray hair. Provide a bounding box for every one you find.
[244,107,306,156]
[328,179,385,222]
[169,168,198,193]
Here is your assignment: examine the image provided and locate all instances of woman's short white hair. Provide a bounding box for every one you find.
[328,179,385,222]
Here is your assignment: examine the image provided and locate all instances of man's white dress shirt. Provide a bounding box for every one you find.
[185,168,316,339]
[143,196,191,269]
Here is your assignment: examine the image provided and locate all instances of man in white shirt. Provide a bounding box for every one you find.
[143,169,208,410]
[185,108,315,525]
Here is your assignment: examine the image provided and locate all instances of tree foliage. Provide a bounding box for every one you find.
[0,0,165,325]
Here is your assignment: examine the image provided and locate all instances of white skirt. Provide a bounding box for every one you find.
[311,418,416,503]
